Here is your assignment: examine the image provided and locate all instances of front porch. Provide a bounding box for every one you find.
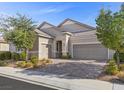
[52,32,71,59]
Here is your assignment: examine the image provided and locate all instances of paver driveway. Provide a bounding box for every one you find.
[29,59,106,79]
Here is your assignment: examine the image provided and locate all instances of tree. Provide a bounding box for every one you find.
[0,14,36,61]
[120,2,124,12]
[96,7,124,68]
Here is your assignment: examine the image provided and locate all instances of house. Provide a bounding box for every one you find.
[0,37,9,52]
[30,18,115,60]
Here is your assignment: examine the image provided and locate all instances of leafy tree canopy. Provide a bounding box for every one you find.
[96,8,124,53]
[0,13,36,50]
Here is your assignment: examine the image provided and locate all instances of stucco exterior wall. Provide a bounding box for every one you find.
[38,36,53,60]
[70,30,99,44]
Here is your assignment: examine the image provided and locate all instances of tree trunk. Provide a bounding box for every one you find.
[25,48,29,62]
[116,50,120,69]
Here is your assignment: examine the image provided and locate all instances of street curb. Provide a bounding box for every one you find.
[0,73,68,90]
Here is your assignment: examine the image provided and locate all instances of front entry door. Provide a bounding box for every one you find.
[56,41,62,58]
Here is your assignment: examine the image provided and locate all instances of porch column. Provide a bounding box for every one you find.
[62,33,71,56]
[52,40,56,58]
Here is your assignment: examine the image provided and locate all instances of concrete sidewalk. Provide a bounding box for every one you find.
[0,67,123,90]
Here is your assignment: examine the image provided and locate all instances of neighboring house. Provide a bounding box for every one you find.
[0,37,9,51]
[30,18,115,60]
[0,37,20,53]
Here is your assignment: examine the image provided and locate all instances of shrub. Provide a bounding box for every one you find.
[31,56,38,64]
[45,59,53,64]
[117,71,124,81]
[25,62,33,68]
[0,61,8,66]
[105,59,119,75]
[41,58,47,62]
[30,56,39,68]
[61,55,68,59]
[33,58,53,68]
[40,58,53,64]
[33,63,39,68]
[113,52,124,62]
[38,61,46,67]
[0,52,5,60]
[12,52,20,61]
[16,61,34,68]
[0,51,12,60]
[5,52,11,60]
[16,61,26,68]
[20,51,26,61]
[120,64,124,71]
[61,53,71,59]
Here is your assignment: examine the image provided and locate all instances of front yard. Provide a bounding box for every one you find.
[27,59,124,84]
[0,56,124,84]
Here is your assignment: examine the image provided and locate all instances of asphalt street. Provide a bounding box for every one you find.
[0,76,55,90]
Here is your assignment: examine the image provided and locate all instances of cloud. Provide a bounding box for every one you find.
[31,5,73,15]
[0,4,74,19]
[37,8,59,14]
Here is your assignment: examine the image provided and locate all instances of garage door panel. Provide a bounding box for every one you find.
[73,44,108,59]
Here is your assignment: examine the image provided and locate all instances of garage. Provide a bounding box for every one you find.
[73,44,108,60]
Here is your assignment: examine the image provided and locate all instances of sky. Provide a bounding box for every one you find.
[0,2,123,27]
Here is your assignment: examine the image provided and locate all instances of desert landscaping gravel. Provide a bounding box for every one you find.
[30,59,106,79]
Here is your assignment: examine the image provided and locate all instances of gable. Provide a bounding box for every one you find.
[58,19,95,33]
[35,29,53,38]
[60,20,75,26]
[37,21,64,37]
[38,22,54,29]
[41,23,53,29]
